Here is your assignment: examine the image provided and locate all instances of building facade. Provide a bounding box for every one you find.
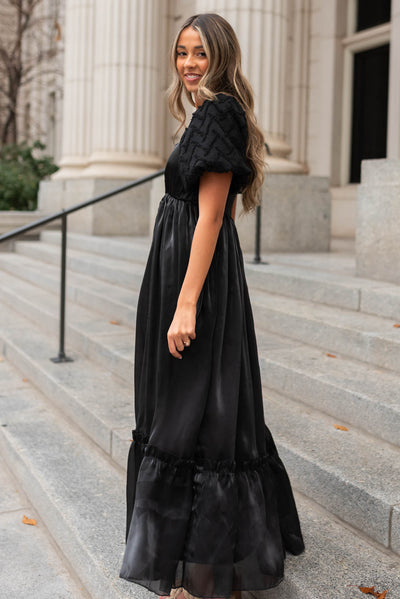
[3,0,400,242]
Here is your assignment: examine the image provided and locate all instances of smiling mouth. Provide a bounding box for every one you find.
[184,74,202,80]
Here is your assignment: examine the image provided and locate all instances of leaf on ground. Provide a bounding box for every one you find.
[393,323,400,328]
[22,515,37,526]
[109,320,120,325]
[22,378,29,383]
[358,587,388,598]
[326,352,337,358]
[0,356,4,362]
[334,424,349,431]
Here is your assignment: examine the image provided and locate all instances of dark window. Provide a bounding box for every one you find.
[356,0,391,32]
[350,44,389,183]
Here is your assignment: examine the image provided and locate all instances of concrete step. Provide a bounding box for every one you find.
[264,495,400,599]
[1,258,399,448]
[0,302,133,469]
[0,357,399,599]
[0,361,146,599]
[0,252,138,327]
[0,269,134,383]
[17,242,400,382]
[0,459,88,598]
[258,337,400,448]
[1,294,399,554]
[245,260,400,320]
[251,290,400,375]
[42,231,400,322]
[41,230,150,264]
[14,240,144,289]
[12,241,400,380]
[265,389,400,552]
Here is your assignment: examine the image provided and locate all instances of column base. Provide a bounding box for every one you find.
[82,151,163,179]
[38,176,159,236]
[356,158,400,284]
[52,152,164,180]
[266,155,307,174]
[235,173,331,253]
[52,156,89,180]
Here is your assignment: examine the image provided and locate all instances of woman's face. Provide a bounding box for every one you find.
[176,27,209,104]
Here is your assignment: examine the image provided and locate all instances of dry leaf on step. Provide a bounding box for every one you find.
[358,587,388,598]
[109,320,120,325]
[22,515,37,526]
[393,323,400,328]
[325,353,337,358]
[333,424,349,431]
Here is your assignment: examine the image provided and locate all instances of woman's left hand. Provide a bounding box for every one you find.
[167,301,197,359]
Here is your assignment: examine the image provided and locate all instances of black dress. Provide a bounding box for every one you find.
[120,93,304,598]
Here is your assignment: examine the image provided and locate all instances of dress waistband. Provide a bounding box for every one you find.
[163,192,237,214]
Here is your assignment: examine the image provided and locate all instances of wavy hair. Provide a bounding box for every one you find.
[167,13,265,212]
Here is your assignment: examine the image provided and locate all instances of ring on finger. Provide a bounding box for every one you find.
[183,339,190,347]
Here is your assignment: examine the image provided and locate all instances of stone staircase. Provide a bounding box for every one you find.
[0,231,399,599]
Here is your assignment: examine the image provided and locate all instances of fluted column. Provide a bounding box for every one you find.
[53,0,94,179]
[82,0,165,178]
[196,0,303,173]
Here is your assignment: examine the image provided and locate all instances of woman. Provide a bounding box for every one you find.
[120,13,304,599]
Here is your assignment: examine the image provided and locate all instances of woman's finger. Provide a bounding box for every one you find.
[167,334,182,359]
[175,337,185,352]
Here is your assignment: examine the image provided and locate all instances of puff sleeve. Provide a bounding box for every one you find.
[179,94,252,193]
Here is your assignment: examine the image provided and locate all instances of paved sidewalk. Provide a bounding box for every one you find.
[0,460,87,599]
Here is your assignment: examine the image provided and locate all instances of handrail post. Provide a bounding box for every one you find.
[251,194,267,265]
[252,202,262,264]
[51,213,73,363]
[251,143,271,265]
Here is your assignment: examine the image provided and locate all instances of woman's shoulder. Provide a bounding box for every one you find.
[190,93,247,144]
[195,93,246,120]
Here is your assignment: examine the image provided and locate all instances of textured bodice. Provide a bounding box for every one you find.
[164,143,237,215]
[164,93,252,216]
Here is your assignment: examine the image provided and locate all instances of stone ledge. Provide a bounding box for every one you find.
[0,211,58,235]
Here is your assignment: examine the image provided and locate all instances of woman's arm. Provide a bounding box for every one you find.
[167,170,233,359]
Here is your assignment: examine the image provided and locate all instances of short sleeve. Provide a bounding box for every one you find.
[179,94,252,193]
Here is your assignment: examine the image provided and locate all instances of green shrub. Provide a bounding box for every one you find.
[0,140,59,211]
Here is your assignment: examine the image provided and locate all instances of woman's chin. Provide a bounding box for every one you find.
[183,83,199,94]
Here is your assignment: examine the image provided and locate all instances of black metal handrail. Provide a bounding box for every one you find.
[0,154,269,363]
[0,168,165,362]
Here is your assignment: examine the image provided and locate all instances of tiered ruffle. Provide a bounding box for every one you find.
[120,429,304,598]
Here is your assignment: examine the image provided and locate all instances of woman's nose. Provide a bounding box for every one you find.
[184,53,195,67]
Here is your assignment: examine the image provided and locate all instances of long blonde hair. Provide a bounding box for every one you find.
[167,13,265,212]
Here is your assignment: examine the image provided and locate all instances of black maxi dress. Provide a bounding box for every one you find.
[120,93,304,598]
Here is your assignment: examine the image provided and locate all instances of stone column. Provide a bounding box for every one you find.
[53,0,94,178]
[356,159,400,284]
[387,0,400,159]
[41,0,168,234]
[82,0,165,178]
[290,0,311,167]
[197,0,303,173]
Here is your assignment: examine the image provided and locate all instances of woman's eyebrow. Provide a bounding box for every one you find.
[176,45,204,49]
